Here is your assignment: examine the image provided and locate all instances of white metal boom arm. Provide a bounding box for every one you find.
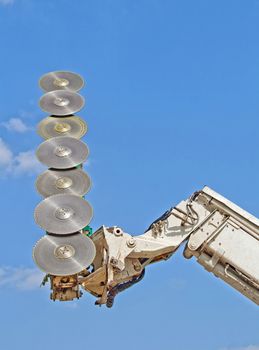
[77,186,259,307]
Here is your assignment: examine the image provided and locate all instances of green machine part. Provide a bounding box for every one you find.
[83,225,93,237]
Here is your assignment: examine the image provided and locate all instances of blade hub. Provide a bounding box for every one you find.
[55,176,73,189]
[54,97,70,107]
[54,122,71,133]
[54,145,72,157]
[54,244,75,259]
[53,78,69,88]
[55,207,74,220]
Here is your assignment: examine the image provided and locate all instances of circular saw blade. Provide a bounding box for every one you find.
[37,115,87,140]
[36,168,91,198]
[36,136,89,169]
[39,71,84,92]
[34,194,93,235]
[33,233,96,276]
[39,90,85,116]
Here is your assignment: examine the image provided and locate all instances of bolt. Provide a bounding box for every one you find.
[188,242,197,250]
[110,257,118,266]
[127,237,136,248]
[134,265,141,272]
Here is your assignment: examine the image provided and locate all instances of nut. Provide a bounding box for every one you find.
[188,241,197,250]
[134,265,141,272]
[110,257,118,266]
[127,237,136,248]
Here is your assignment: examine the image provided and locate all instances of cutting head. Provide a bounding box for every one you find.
[34,194,93,234]
[36,168,91,198]
[33,233,96,276]
[37,115,87,140]
[39,90,85,116]
[36,136,89,169]
[39,71,84,92]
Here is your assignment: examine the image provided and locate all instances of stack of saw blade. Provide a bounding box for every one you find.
[33,71,96,277]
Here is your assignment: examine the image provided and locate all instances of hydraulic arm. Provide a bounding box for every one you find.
[48,186,259,307]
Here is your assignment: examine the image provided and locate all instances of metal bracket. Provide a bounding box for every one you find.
[188,210,227,251]
[198,247,225,272]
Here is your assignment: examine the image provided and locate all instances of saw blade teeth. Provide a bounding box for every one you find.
[33,233,96,276]
[36,136,89,169]
[34,194,93,235]
[39,90,85,116]
[35,168,91,198]
[39,71,84,92]
[37,115,87,140]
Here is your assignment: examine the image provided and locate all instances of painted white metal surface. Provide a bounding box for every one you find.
[208,223,259,283]
[87,187,259,306]
[54,186,259,307]
[202,186,259,228]
[185,187,259,305]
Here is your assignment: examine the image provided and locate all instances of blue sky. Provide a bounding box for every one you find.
[0,1,258,349]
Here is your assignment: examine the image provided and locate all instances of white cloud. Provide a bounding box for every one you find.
[0,138,44,176]
[0,266,44,290]
[13,150,44,175]
[0,138,13,168]
[1,118,31,133]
